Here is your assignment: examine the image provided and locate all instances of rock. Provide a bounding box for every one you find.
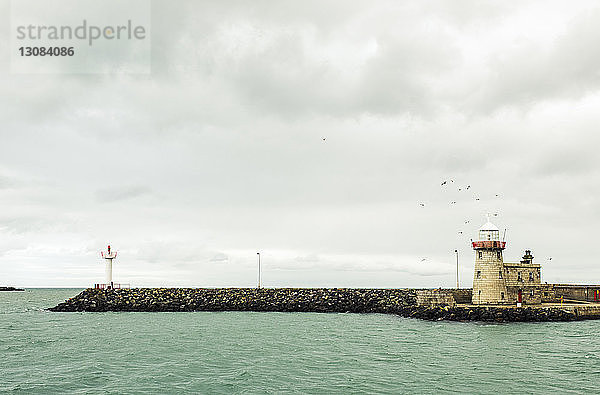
[46,288,596,322]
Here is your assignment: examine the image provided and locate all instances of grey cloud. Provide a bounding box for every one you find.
[2,1,600,287]
[529,149,595,178]
[267,253,454,277]
[422,0,511,26]
[473,8,600,113]
[95,186,153,203]
[210,252,229,263]
[294,254,320,263]
[164,5,460,119]
[0,175,17,189]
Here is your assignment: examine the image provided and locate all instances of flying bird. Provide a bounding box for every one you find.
[458,231,463,234]
[419,203,425,207]
[464,220,470,224]
[421,258,427,262]
[466,185,471,190]
[450,201,457,204]
[322,138,326,141]
[475,198,480,201]
[441,181,447,186]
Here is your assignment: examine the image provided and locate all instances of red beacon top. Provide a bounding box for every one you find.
[100,244,117,258]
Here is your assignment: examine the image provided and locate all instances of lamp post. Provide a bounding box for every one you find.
[256,252,261,289]
[455,249,459,289]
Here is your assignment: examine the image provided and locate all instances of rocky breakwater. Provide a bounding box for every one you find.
[49,288,417,314]
[49,288,599,322]
[407,305,595,322]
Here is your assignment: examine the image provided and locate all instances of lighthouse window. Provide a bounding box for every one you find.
[497,251,502,260]
[478,251,482,259]
[530,290,535,297]
[518,272,522,282]
[498,270,503,279]
[477,271,481,279]
[529,272,533,282]
[501,292,505,300]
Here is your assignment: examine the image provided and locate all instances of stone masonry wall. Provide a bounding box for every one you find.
[545,284,600,302]
[415,289,473,307]
[473,249,506,304]
[416,289,456,307]
[450,289,474,304]
[504,264,542,304]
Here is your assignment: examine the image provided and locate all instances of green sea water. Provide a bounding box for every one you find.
[1,289,599,394]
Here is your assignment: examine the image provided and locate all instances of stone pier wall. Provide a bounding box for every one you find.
[451,289,473,304]
[542,284,600,303]
[416,290,456,307]
[415,289,473,307]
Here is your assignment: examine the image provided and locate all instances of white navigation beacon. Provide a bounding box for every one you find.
[100,244,117,289]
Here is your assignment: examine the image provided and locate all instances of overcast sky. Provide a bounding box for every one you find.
[2,0,600,287]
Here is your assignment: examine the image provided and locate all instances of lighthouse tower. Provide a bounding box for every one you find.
[100,244,117,289]
[472,216,507,305]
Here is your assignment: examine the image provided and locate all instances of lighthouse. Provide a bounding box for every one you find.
[100,244,117,289]
[472,216,507,305]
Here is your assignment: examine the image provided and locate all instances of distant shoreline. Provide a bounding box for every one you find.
[0,287,25,292]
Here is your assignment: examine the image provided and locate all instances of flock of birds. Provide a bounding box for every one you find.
[419,179,500,220]
[419,179,500,209]
[418,179,553,264]
[319,138,555,265]
[415,179,502,264]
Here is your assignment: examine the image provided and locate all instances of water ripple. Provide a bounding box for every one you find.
[1,290,600,393]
